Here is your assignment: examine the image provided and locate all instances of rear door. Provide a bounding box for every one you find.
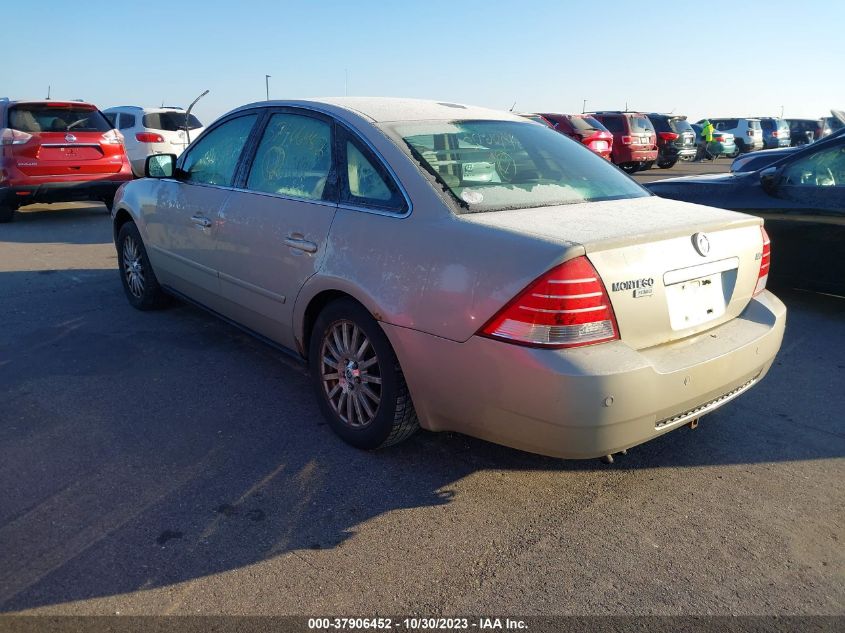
[213,109,339,348]
[143,112,259,307]
[7,103,124,177]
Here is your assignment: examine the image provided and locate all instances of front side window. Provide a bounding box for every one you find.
[782,144,845,187]
[246,113,333,201]
[181,114,257,186]
[390,119,649,213]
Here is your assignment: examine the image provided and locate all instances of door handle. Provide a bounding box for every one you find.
[284,235,318,253]
[191,214,212,228]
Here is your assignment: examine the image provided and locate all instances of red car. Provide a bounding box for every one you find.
[588,111,658,173]
[0,99,133,222]
[534,113,614,160]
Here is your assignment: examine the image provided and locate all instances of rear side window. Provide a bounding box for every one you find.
[339,128,407,213]
[118,113,135,130]
[143,112,203,131]
[104,112,117,127]
[598,116,625,135]
[713,119,738,130]
[246,113,334,201]
[8,105,112,133]
[181,114,257,187]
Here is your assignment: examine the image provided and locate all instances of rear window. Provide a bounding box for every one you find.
[670,118,694,134]
[389,119,649,214]
[647,116,671,133]
[142,112,203,131]
[8,104,112,133]
[748,120,762,130]
[628,115,655,133]
[760,119,775,131]
[569,116,607,133]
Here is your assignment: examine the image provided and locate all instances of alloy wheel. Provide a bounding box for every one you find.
[122,235,146,299]
[320,320,382,428]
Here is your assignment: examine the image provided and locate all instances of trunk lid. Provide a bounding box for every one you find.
[461,196,765,350]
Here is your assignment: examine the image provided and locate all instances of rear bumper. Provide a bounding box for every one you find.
[1,179,130,207]
[661,146,697,160]
[613,148,658,164]
[384,291,786,459]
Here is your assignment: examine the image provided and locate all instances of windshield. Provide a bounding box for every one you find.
[8,104,112,133]
[142,112,203,131]
[388,120,649,213]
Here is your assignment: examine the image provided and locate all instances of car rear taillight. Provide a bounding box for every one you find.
[754,227,771,296]
[0,128,32,145]
[136,132,165,143]
[747,130,754,136]
[621,135,633,144]
[101,129,124,145]
[480,256,619,349]
[658,132,679,141]
[771,131,779,138]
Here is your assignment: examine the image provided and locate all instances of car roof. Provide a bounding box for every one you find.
[3,99,97,108]
[229,97,526,123]
[103,105,185,112]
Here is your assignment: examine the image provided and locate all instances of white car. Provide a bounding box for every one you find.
[698,118,764,154]
[103,106,204,176]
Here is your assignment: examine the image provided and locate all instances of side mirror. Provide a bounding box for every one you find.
[145,153,178,179]
[759,165,779,191]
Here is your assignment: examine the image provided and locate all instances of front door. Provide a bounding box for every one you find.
[143,113,258,309]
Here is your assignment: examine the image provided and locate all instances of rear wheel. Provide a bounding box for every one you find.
[116,221,169,310]
[620,163,638,174]
[640,161,654,171]
[657,159,677,169]
[309,299,419,450]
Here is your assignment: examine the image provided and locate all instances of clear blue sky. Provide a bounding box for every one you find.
[3,0,842,125]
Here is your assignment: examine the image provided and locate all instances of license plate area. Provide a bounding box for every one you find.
[665,273,726,330]
[663,258,739,331]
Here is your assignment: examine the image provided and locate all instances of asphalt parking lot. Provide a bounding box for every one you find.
[1,162,843,616]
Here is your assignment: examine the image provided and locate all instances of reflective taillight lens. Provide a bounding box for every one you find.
[0,128,32,145]
[658,132,679,141]
[621,135,633,144]
[136,132,165,143]
[754,227,771,296]
[480,256,619,349]
[102,129,124,145]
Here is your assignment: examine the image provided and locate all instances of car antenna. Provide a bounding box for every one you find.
[185,89,209,144]
[46,85,51,100]
[509,101,517,112]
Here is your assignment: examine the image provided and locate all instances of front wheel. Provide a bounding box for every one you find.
[309,299,419,450]
[116,221,170,310]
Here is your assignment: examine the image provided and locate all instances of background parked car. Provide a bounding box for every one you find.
[731,127,845,172]
[589,111,657,172]
[700,118,763,154]
[785,118,821,146]
[103,106,204,177]
[820,115,844,138]
[0,98,132,222]
[535,113,613,160]
[646,132,845,296]
[690,123,737,159]
[645,113,697,168]
[758,117,791,149]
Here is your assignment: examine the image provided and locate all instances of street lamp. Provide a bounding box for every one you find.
[185,89,209,144]
[266,75,271,101]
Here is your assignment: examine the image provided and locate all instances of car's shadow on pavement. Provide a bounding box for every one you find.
[0,271,842,612]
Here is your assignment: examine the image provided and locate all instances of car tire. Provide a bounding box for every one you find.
[116,221,170,310]
[309,298,419,450]
[0,203,14,223]
[657,159,677,169]
[620,163,638,174]
[641,161,654,171]
[735,139,747,154]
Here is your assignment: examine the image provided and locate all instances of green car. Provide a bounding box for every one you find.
[690,123,738,159]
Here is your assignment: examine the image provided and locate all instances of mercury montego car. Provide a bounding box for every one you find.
[111,98,786,460]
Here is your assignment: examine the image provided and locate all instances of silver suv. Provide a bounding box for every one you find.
[103,106,204,176]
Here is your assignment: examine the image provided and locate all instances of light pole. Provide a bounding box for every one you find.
[185,89,209,144]
[265,75,271,101]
